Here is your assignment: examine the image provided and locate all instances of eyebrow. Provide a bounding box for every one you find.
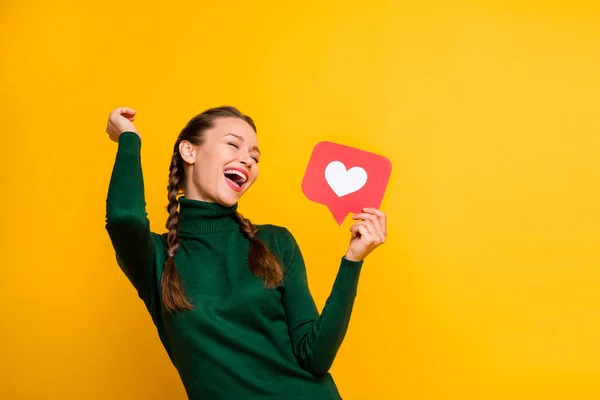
[226,133,261,154]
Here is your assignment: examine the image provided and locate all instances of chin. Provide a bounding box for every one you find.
[216,189,245,207]
[216,179,253,207]
[217,196,238,207]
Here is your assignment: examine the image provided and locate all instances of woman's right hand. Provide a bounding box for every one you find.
[106,107,139,142]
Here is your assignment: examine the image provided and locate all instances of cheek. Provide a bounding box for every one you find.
[193,158,221,185]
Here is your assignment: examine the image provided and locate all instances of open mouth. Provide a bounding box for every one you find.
[224,168,248,191]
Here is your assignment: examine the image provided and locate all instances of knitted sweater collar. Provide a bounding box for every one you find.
[178,197,239,234]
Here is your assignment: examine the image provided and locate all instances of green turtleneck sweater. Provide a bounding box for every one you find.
[105,132,363,399]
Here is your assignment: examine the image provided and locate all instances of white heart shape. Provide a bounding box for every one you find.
[325,161,368,197]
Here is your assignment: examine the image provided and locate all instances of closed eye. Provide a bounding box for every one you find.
[229,141,259,163]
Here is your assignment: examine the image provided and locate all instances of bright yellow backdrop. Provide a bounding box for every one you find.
[1,1,600,399]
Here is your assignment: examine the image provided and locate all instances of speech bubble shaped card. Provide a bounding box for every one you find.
[301,141,392,224]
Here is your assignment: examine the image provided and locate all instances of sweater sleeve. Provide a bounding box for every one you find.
[280,228,363,376]
[105,131,156,298]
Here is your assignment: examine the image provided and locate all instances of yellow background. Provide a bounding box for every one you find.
[1,1,600,399]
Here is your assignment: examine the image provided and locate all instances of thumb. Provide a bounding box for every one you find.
[117,107,136,117]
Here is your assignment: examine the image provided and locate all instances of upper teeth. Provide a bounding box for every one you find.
[224,169,247,183]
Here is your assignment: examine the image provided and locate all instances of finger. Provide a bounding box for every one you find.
[364,207,385,217]
[352,213,372,220]
[352,221,376,243]
[349,221,368,239]
[355,223,371,242]
[364,208,387,236]
[349,221,361,238]
[117,107,136,117]
[362,220,381,243]
[349,221,361,234]
[352,213,385,242]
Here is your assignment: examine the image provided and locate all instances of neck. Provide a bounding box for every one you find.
[178,196,239,234]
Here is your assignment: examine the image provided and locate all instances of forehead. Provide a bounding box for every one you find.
[209,117,257,141]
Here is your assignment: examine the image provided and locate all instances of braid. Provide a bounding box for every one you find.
[165,149,183,255]
[236,213,259,240]
[235,212,284,288]
[161,147,194,313]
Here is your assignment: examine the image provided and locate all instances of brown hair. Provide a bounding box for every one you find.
[161,106,283,313]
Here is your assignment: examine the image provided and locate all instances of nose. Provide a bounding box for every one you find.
[240,158,253,168]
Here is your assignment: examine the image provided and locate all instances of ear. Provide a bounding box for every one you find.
[179,140,196,164]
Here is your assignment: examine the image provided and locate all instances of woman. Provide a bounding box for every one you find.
[105,106,387,399]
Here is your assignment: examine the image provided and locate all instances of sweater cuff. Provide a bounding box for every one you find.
[118,131,141,153]
[332,256,363,295]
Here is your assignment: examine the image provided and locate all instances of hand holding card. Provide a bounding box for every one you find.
[301,141,392,225]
